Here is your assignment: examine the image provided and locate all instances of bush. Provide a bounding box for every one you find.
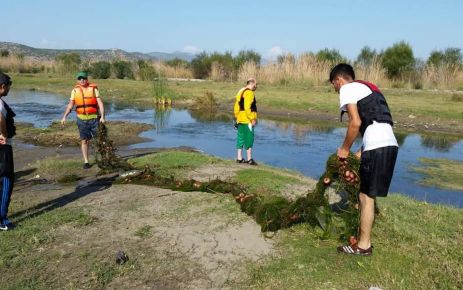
[55,53,82,75]
[381,41,415,79]
[427,48,462,69]
[90,61,111,79]
[165,58,189,68]
[356,46,378,66]
[315,48,346,64]
[191,52,210,79]
[112,61,133,79]
[137,60,157,81]
[234,50,261,70]
[0,50,9,57]
[191,51,235,80]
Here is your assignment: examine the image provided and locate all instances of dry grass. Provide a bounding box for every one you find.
[0,55,55,73]
[238,55,463,89]
[152,61,193,79]
[4,54,462,89]
[421,63,463,89]
[239,55,389,86]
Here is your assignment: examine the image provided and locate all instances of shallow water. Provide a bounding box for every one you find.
[8,90,463,208]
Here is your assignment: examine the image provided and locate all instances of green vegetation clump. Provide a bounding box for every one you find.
[15,121,153,147]
[112,60,134,79]
[411,158,463,190]
[315,48,346,64]
[381,41,415,79]
[90,61,111,79]
[123,152,361,236]
[55,52,81,75]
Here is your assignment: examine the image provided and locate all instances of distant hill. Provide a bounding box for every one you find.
[147,51,196,62]
[0,42,195,62]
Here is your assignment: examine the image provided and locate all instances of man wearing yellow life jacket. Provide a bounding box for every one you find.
[233,78,258,165]
[61,71,105,169]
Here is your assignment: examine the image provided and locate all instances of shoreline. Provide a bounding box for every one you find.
[11,74,463,136]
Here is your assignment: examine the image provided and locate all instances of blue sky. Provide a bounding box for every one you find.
[4,0,462,60]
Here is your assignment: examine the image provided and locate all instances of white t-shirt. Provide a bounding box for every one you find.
[339,82,398,152]
[0,99,12,145]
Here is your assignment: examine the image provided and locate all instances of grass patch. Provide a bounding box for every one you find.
[134,225,152,238]
[0,208,99,289]
[32,156,94,182]
[235,168,304,195]
[32,157,98,183]
[128,150,223,178]
[411,158,463,190]
[16,121,153,147]
[247,194,463,289]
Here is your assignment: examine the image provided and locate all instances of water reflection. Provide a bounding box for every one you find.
[395,131,407,146]
[421,134,461,152]
[153,104,172,131]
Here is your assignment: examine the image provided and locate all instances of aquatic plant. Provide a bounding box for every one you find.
[94,123,133,173]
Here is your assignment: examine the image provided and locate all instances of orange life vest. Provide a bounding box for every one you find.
[74,83,98,115]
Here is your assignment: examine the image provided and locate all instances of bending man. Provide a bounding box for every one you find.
[330,63,398,256]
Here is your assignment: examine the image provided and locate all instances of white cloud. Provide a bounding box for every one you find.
[266,46,284,60]
[182,45,202,55]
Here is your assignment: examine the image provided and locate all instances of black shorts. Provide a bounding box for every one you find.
[77,118,99,140]
[360,146,398,197]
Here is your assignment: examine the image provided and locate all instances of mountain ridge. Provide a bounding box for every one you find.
[0,42,195,62]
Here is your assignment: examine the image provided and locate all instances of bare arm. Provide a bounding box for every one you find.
[0,113,7,144]
[337,103,361,159]
[97,98,105,123]
[61,100,75,124]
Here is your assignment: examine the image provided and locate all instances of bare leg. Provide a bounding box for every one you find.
[81,140,89,163]
[246,148,252,161]
[357,192,375,249]
[237,149,243,160]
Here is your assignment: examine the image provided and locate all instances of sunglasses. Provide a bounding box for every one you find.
[77,77,88,81]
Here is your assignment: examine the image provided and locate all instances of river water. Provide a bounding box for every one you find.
[8,90,463,208]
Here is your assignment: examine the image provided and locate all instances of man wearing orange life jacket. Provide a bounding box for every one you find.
[61,71,105,169]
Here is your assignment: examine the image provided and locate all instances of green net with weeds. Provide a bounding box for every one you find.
[94,123,133,173]
[120,152,363,240]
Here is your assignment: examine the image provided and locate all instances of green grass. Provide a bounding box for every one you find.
[247,194,463,289]
[0,208,100,289]
[235,168,304,195]
[134,225,152,238]
[32,156,95,181]
[411,158,463,190]
[128,150,223,178]
[11,74,463,133]
[16,121,153,147]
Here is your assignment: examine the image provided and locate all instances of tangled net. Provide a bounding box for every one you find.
[120,152,362,239]
[94,123,133,173]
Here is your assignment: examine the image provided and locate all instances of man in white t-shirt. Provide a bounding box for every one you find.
[329,63,398,256]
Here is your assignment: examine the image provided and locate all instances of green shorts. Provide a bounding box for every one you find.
[236,123,254,149]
